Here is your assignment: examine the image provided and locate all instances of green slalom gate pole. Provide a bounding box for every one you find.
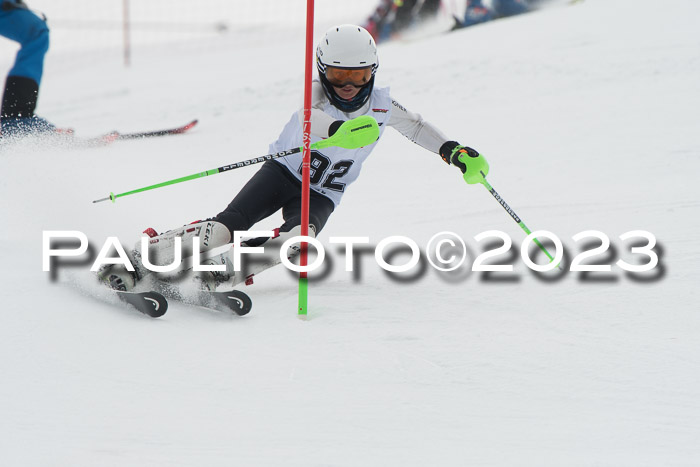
[453,148,559,268]
[92,115,380,204]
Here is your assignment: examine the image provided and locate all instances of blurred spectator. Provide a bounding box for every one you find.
[364,0,442,44]
[458,0,531,28]
[0,0,55,136]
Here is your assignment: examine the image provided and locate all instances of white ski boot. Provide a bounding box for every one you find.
[195,225,315,291]
[99,220,231,291]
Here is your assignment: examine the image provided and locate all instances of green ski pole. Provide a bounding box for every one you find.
[481,179,558,265]
[93,115,380,204]
[452,147,560,267]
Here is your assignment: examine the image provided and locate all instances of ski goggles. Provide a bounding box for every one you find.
[325,66,373,88]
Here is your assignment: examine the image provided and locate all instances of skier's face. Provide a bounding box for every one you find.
[325,65,373,102]
[333,84,362,101]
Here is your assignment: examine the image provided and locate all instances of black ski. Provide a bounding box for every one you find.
[72,119,197,147]
[154,280,252,316]
[115,119,199,140]
[0,120,196,147]
[116,290,168,318]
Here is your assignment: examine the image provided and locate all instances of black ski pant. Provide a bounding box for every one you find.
[214,160,335,236]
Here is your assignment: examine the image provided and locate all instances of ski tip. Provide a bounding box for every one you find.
[182,119,199,132]
[210,290,252,316]
[146,295,168,318]
[167,119,199,135]
[105,131,120,142]
[117,290,168,318]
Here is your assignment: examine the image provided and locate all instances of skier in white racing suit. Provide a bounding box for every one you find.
[101,24,486,291]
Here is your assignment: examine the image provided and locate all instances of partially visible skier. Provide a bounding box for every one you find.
[100,25,488,292]
[0,0,57,137]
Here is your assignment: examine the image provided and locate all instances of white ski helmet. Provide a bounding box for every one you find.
[316,24,379,112]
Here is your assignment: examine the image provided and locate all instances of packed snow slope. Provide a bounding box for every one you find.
[2,0,700,465]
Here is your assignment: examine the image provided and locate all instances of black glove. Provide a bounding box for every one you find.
[439,140,489,184]
[439,141,480,173]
